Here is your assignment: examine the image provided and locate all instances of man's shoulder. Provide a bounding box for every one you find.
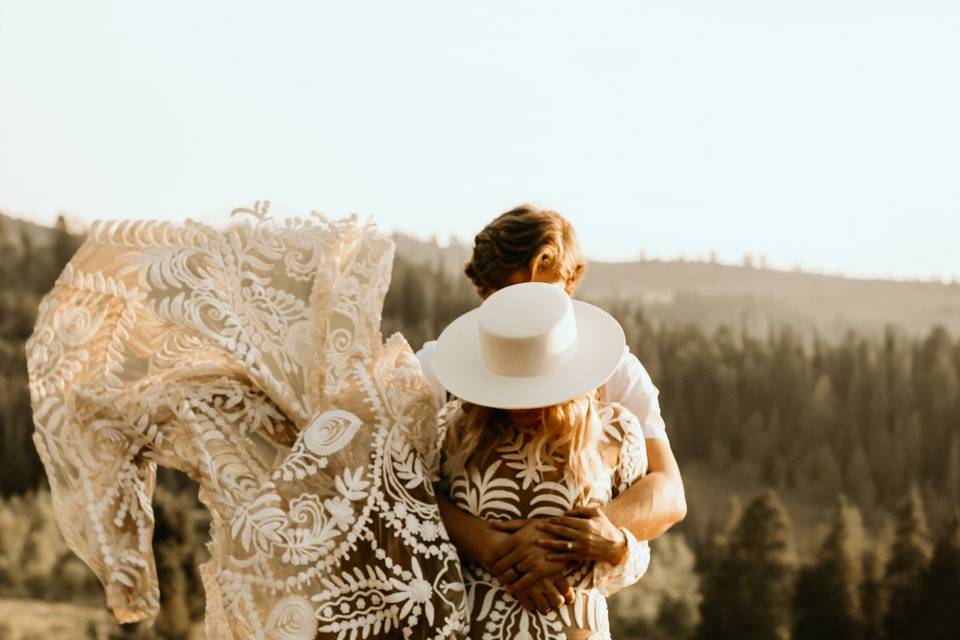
[611,345,653,384]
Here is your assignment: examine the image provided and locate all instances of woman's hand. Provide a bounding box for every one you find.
[511,576,575,614]
[534,505,629,566]
[488,520,576,605]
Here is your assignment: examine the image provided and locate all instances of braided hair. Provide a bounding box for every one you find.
[464,204,587,298]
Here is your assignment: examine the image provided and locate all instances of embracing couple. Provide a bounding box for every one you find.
[413,205,688,639]
[26,201,686,640]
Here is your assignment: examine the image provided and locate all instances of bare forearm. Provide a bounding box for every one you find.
[436,490,499,566]
[605,470,685,540]
[605,435,687,542]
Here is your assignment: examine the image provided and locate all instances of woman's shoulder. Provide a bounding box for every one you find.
[594,399,645,445]
[594,399,648,486]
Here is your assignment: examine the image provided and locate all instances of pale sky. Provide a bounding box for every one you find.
[1,1,958,281]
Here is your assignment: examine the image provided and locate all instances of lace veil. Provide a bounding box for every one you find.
[25,202,468,639]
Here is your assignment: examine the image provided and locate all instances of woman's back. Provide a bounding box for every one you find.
[439,397,650,640]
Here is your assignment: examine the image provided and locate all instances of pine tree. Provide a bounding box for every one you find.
[400,262,427,328]
[49,551,99,601]
[656,594,699,640]
[807,444,844,502]
[155,551,192,640]
[696,496,743,640]
[882,484,933,639]
[944,435,960,505]
[699,496,743,569]
[698,490,797,640]
[917,512,960,639]
[19,490,65,598]
[0,506,15,592]
[53,213,77,273]
[844,445,876,511]
[793,495,866,640]
[152,487,196,639]
[860,546,886,640]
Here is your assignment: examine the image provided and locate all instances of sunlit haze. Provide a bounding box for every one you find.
[1,1,957,281]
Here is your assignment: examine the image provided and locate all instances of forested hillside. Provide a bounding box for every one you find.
[1,214,958,639]
[385,244,960,540]
[393,231,960,338]
[0,213,82,494]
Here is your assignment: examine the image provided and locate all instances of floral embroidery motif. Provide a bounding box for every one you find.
[440,398,651,640]
[303,410,363,456]
[26,203,469,639]
[265,595,318,640]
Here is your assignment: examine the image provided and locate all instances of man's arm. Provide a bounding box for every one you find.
[435,491,504,567]
[597,349,686,540]
[602,438,687,541]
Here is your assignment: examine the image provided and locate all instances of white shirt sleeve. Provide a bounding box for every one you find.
[599,346,669,442]
[415,340,448,410]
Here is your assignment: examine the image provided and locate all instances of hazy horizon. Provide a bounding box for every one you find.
[2,1,958,282]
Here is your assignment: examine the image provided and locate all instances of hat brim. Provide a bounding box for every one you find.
[431,300,626,410]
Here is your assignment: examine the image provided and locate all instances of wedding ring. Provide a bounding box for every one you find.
[566,542,573,551]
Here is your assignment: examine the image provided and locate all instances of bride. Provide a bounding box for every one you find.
[431,281,651,639]
[25,202,657,639]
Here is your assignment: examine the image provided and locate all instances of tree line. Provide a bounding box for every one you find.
[0,479,209,638]
[5,226,959,530]
[383,253,960,533]
[3,474,957,639]
[687,488,960,640]
[0,223,958,637]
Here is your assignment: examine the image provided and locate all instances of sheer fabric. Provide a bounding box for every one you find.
[26,203,468,639]
[439,398,651,640]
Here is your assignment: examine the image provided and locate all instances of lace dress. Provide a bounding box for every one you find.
[26,203,469,639]
[438,398,651,640]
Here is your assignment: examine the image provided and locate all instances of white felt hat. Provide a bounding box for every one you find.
[431,282,626,410]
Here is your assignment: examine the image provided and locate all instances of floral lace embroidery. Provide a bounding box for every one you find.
[439,398,651,640]
[26,203,469,639]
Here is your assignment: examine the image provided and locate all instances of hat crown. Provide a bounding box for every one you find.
[477,283,578,377]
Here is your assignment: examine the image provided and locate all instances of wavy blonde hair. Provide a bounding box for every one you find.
[464,204,587,298]
[442,392,607,500]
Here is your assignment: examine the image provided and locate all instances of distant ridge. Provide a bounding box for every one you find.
[581,259,960,337]
[391,231,960,337]
[1,214,954,337]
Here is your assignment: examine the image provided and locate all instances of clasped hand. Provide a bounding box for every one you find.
[481,505,628,614]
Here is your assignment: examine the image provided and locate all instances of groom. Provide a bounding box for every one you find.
[417,204,687,613]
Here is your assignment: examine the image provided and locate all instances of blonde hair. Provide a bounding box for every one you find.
[464,204,587,298]
[442,393,607,500]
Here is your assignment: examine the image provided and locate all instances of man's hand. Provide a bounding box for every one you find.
[535,506,628,566]
[487,519,576,611]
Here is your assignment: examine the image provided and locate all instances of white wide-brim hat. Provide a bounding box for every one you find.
[431,282,626,410]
